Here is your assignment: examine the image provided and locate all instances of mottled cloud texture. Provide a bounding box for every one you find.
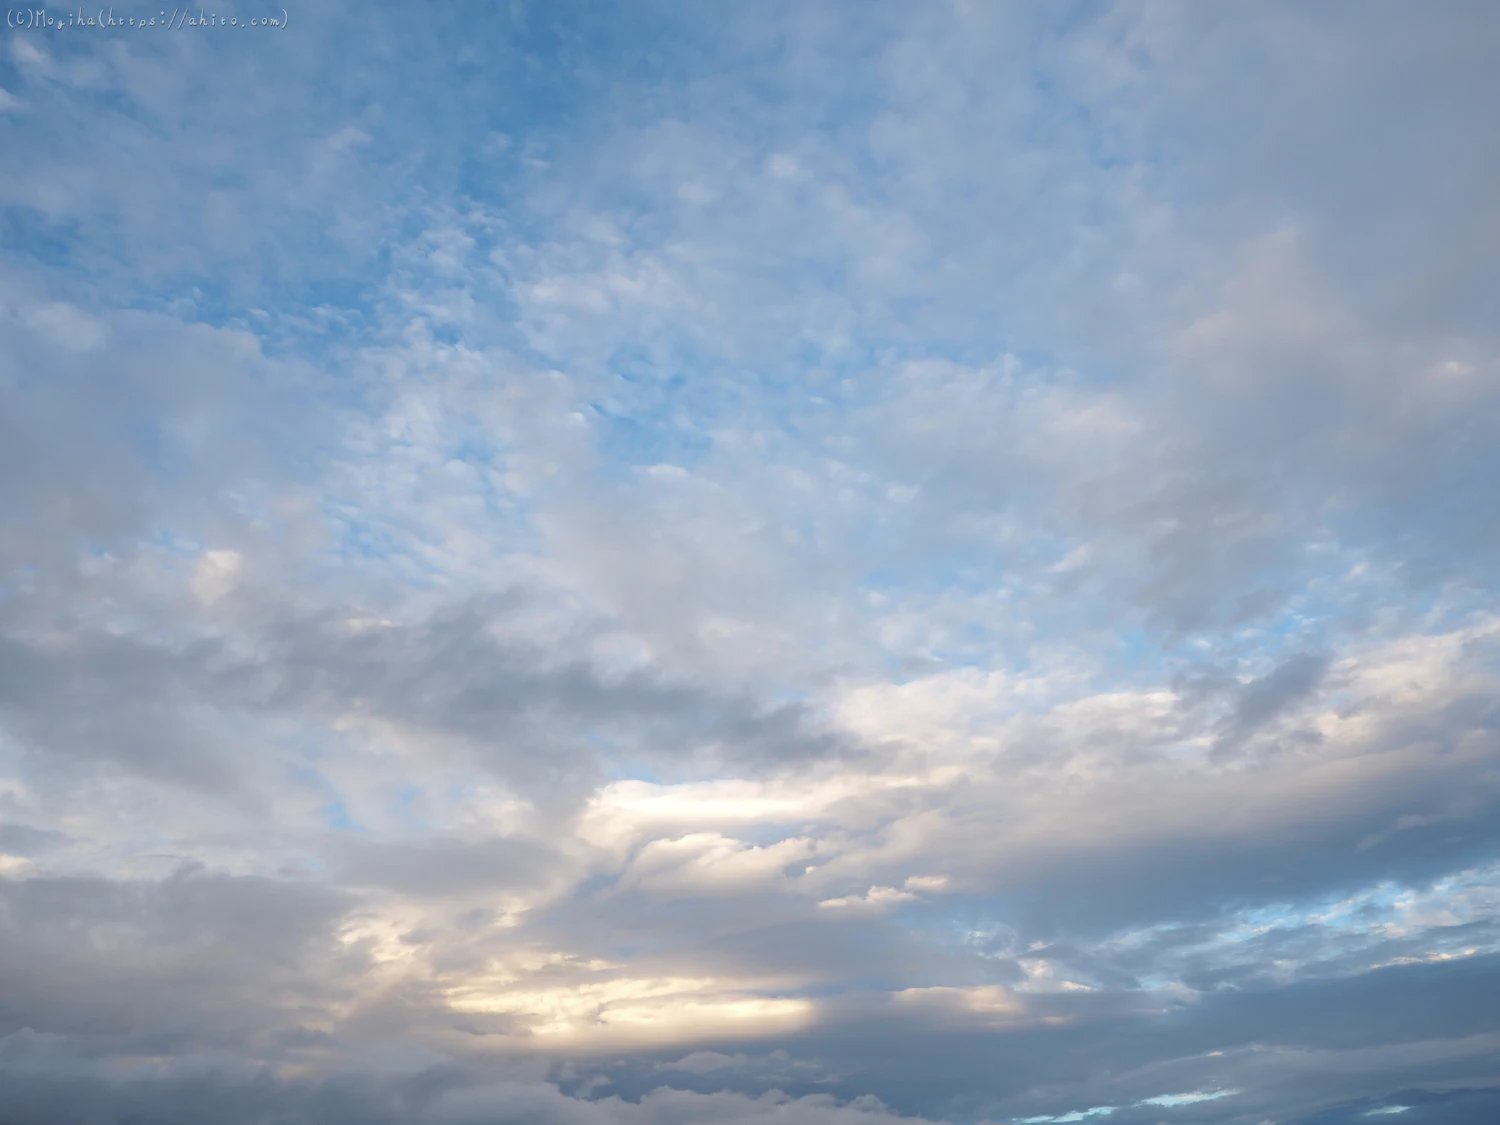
[2,3,1499,1123]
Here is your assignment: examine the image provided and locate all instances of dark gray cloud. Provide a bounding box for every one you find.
[0,824,66,857]
[0,868,356,1045]
[0,591,856,809]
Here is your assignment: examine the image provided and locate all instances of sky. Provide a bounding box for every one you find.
[1,2,1499,1123]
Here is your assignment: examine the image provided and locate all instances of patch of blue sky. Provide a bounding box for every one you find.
[387,785,432,833]
[870,642,1008,688]
[1090,868,1500,992]
[9,182,388,335]
[593,726,666,786]
[586,400,715,473]
[324,509,415,562]
[1164,597,1361,695]
[578,364,745,440]
[0,210,84,271]
[902,902,1024,954]
[857,553,1013,602]
[245,279,384,349]
[444,433,509,472]
[1016,1106,1116,1123]
[323,516,449,590]
[320,798,361,833]
[1138,1090,1236,1107]
[176,271,377,339]
[872,592,1174,690]
[284,760,361,833]
[326,473,539,569]
[605,347,763,404]
[610,341,832,417]
[1097,626,1178,687]
[3,14,604,312]
[1016,1090,1237,1124]
[1291,558,1484,641]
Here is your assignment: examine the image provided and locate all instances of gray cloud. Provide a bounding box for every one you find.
[0,868,356,1045]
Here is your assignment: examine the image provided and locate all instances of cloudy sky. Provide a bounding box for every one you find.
[1,2,1499,1123]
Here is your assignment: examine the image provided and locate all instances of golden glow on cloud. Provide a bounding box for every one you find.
[818,885,917,911]
[444,968,814,1048]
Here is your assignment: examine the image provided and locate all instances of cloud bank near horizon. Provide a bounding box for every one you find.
[2,3,1499,1123]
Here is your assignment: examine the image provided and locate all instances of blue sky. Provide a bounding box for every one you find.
[2,3,1499,1124]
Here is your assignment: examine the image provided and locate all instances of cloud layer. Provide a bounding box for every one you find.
[2,2,1498,1123]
